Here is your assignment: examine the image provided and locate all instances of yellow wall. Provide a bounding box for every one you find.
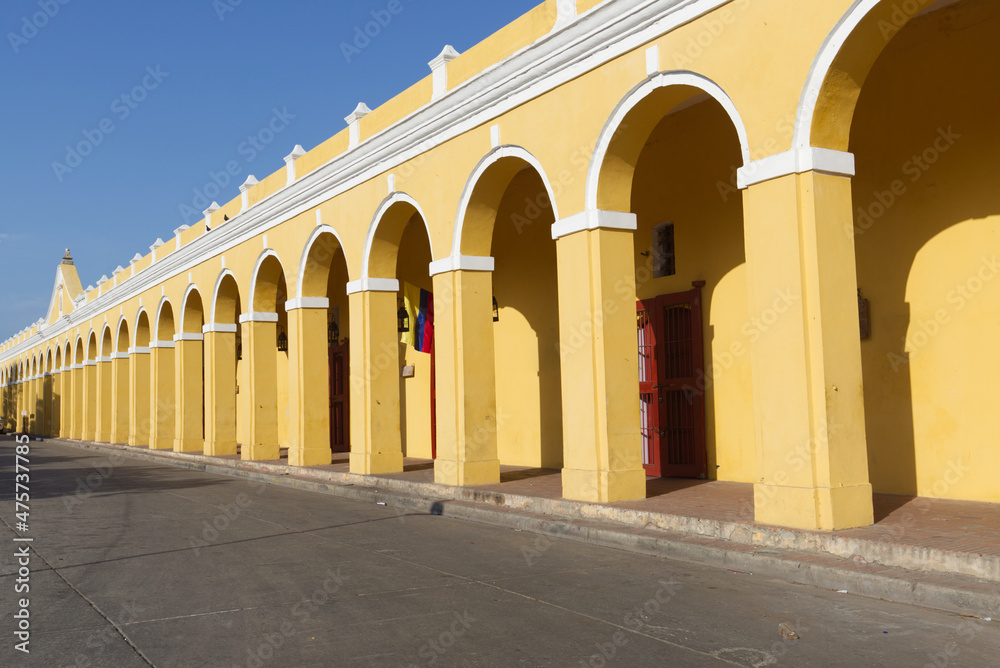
[851,0,1000,501]
[396,217,434,459]
[630,99,754,482]
[492,169,563,468]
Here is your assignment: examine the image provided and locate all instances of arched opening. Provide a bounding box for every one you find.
[152,300,176,450]
[367,198,436,463]
[84,331,99,441]
[131,311,152,447]
[177,287,206,452]
[300,228,352,463]
[72,337,84,439]
[847,0,1000,501]
[459,152,563,469]
[112,319,131,444]
[207,272,242,457]
[243,252,289,461]
[97,326,114,442]
[595,81,752,482]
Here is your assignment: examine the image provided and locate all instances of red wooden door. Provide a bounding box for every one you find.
[637,284,707,478]
[329,342,349,453]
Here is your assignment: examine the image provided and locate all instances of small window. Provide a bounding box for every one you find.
[652,222,676,278]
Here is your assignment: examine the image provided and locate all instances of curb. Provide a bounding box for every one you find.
[51,439,1000,618]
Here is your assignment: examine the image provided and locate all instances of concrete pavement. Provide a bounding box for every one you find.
[2,437,1000,667]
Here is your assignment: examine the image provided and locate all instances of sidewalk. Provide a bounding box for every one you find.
[48,437,1000,618]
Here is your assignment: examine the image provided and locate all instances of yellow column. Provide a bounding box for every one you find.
[128,346,151,446]
[82,360,97,441]
[553,212,647,503]
[204,325,237,456]
[430,265,501,486]
[26,375,35,433]
[15,379,24,432]
[239,313,279,461]
[110,352,130,444]
[347,285,404,474]
[285,299,332,467]
[71,363,84,439]
[149,341,175,450]
[43,372,53,437]
[741,161,873,530]
[173,333,204,453]
[96,356,113,442]
[59,363,72,438]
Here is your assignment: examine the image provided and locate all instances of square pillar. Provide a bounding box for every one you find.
[71,365,84,439]
[285,299,332,467]
[110,353,129,444]
[96,357,113,442]
[741,162,873,530]
[174,334,204,453]
[346,285,403,475]
[82,361,97,441]
[27,376,37,434]
[43,373,54,437]
[149,342,175,450]
[128,347,151,446]
[239,313,279,461]
[553,212,647,503]
[204,326,237,456]
[429,264,500,486]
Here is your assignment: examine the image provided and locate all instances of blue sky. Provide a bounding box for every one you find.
[0,0,540,340]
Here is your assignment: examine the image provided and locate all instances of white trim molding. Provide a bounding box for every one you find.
[111,352,130,360]
[71,364,84,370]
[285,297,330,311]
[346,278,400,295]
[284,145,306,185]
[98,356,113,363]
[551,210,637,240]
[128,347,151,355]
[149,341,176,349]
[428,255,495,276]
[84,360,98,367]
[173,333,205,342]
[737,148,856,189]
[345,103,372,149]
[429,45,460,100]
[203,323,239,334]
[239,312,279,324]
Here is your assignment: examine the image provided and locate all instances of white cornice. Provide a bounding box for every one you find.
[0,0,730,365]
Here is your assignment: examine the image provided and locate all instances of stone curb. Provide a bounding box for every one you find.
[51,439,1000,617]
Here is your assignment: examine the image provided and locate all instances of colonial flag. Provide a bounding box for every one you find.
[401,282,434,353]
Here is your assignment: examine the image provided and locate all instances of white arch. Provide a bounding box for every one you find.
[133,308,151,340]
[114,315,130,352]
[180,283,205,332]
[449,145,561,259]
[154,297,174,341]
[360,192,432,281]
[295,225,349,299]
[210,269,241,324]
[793,0,881,150]
[248,249,284,312]
[98,322,114,357]
[586,70,751,211]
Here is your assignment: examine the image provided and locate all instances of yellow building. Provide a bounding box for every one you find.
[3,0,997,531]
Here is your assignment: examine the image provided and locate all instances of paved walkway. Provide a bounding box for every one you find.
[39,439,1000,617]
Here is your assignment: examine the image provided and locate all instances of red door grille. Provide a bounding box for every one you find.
[329,342,349,453]
[637,283,707,478]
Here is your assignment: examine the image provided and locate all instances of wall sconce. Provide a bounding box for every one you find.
[328,318,339,346]
[277,328,288,352]
[397,299,410,333]
[492,296,499,322]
